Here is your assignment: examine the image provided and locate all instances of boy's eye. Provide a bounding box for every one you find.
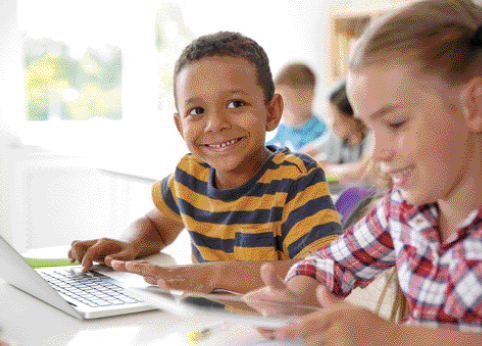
[188,107,204,116]
[227,100,245,108]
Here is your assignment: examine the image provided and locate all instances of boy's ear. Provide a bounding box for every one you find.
[460,77,482,132]
[173,113,184,138]
[265,93,283,132]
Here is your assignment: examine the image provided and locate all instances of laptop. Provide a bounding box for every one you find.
[0,234,156,320]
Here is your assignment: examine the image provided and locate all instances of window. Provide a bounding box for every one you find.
[16,0,191,154]
[155,3,194,111]
[15,0,312,156]
[24,37,122,121]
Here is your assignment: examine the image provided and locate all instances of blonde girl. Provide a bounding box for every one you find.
[245,0,482,344]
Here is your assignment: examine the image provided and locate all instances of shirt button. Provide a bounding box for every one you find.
[416,217,424,224]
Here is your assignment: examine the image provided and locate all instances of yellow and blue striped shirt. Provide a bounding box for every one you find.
[152,146,341,263]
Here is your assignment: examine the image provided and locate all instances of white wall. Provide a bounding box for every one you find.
[0,0,23,145]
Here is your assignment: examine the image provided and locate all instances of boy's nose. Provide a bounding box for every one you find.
[205,110,231,132]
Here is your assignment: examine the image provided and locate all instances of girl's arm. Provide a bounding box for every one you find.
[275,285,482,346]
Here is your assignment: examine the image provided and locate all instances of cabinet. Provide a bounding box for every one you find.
[326,0,417,85]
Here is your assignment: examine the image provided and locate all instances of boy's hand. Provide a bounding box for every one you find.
[68,238,137,272]
[274,285,396,346]
[110,260,220,293]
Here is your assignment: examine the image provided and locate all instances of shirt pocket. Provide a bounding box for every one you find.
[233,229,279,261]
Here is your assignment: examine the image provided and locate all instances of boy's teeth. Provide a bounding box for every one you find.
[208,138,240,148]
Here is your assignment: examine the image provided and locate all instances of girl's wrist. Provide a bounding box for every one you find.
[379,321,406,346]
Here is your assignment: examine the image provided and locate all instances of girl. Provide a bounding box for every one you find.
[301,79,371,184]
[245,0,482,344]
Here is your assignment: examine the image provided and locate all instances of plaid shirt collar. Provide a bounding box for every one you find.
[395,189,482,246]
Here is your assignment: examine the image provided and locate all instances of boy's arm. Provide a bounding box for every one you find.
[69,207,184,271]
[112,258,300,294]
[119,207,185,257]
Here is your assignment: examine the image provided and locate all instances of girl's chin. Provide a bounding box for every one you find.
[400,189,435,207]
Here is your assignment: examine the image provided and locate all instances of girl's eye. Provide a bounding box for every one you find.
[388,120,406,130]
[188,107,204,116]
[227,100,245,108]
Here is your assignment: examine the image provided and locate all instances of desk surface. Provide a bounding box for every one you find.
[0,246,272,346]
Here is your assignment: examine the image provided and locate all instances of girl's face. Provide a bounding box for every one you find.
[347,62,478,206]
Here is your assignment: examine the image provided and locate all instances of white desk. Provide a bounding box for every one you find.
[0,246,270,346]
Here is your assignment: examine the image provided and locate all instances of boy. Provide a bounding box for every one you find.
[266,62,327,151]
[68,31,341,294]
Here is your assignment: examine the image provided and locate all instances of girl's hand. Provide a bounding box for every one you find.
[243,263,311,317]
[275,285,397,346]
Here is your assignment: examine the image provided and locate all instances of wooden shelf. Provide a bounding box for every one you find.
[326,0,417,86]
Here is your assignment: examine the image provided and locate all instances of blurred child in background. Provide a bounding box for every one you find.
[266,62,327,151]
[301,79,372,183]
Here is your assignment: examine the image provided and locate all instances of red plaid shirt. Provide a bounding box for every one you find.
[287,189,482,331]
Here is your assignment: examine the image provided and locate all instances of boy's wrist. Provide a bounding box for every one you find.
[124,238,156,259]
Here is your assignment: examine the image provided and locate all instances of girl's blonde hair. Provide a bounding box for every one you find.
[350,0,482,84]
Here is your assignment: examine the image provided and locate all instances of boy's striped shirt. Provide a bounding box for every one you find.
[152,146,341,263]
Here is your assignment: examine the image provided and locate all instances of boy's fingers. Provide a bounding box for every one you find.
[157,278,170,289]
[68,239,97,263]
[124,262,188,289]
[81,242,114,271]
[144,277,157,285]
[111,260,137,274]
[104,250,134,267]
[260,263,286,290]
[69,246,86,265]
[124,261,159,277]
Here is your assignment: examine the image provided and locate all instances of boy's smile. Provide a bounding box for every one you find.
[174,56,282,190]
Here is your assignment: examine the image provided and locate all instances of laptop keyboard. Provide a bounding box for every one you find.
[39,268,141,308]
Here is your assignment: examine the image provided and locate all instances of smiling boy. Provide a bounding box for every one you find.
[68,31,341,293]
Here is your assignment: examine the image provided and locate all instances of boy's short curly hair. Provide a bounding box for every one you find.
[173,31,275,108]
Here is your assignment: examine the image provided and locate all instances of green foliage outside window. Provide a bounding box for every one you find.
[24,37,122,121]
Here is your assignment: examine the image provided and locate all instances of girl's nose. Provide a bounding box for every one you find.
[370,133,394,163]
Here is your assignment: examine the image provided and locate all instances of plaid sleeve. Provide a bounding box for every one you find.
[286,194,396,296]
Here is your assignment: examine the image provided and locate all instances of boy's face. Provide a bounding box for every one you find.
[174,56,282,188]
